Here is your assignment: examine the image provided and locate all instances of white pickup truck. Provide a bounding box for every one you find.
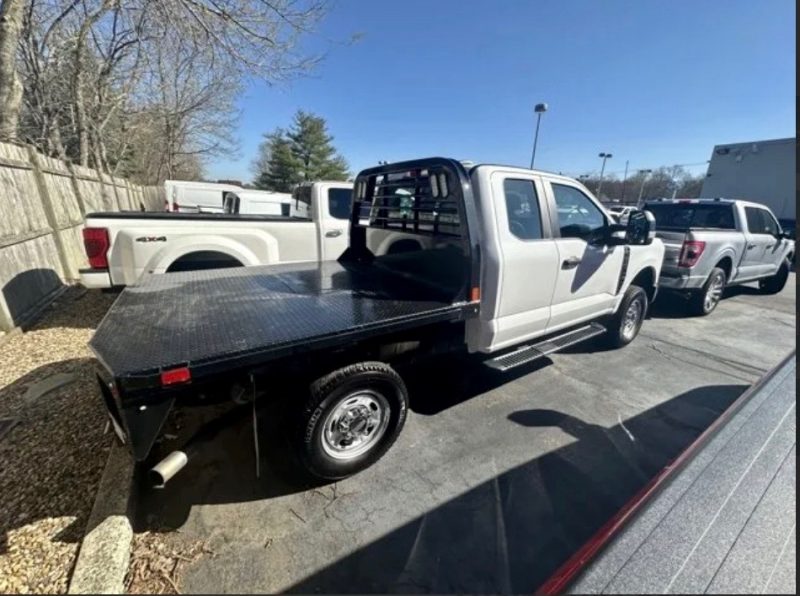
[90,158,665,482]
[80,182,353,288]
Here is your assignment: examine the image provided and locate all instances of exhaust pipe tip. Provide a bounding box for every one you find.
[149,451,189,487]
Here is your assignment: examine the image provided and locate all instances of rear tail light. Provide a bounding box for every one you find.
[82,227,110,269]
[160,366,191,386]
[679,240,706,268]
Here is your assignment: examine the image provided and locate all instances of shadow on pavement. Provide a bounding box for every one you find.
[284,383,746,594]
[134,353,555,531]
[135,369,746,593]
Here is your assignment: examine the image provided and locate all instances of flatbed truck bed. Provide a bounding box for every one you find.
[91,260,475,389]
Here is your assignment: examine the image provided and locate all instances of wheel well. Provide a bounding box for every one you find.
[631,267,657,302]
[166,251,244,273]
[715,256,733,279]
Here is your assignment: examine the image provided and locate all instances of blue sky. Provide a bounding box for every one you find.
[208,0,796,182]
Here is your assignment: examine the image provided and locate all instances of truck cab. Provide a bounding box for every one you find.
[463,164,663,352]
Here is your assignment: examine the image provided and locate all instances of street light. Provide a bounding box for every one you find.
[529,103,548,169]
[636,169,652,206]
[596,152,613,197]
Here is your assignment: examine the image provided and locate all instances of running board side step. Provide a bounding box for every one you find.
[484,323,607,372]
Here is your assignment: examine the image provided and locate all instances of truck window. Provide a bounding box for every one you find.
[552,184,606,239]
[223,192,240,214]
[760,209,779,235]
[647,203,735,230]
[503,179,543,240]
[745,208,764,234]
[328,188,353,220]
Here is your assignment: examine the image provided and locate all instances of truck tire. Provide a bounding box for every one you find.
[296,362,408,480]
[606,285,648,348]
[688,267,726,316]
[758,260,790,295]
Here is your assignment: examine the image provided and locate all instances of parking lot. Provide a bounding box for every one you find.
[134,278,795,593]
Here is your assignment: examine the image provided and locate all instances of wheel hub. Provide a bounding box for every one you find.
[622,297,643,340]
[321,390,390,460]
[705,274,724,311]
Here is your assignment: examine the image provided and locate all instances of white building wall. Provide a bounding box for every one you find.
[701,137,795,221]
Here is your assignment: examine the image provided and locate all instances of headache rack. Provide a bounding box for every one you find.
[346,157,482,305]
[353,163,463,237]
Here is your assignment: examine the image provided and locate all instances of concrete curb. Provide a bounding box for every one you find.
[69,441,136,594]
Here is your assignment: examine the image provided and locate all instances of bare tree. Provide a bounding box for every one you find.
[0,0,26,141]
[11,0,329,181]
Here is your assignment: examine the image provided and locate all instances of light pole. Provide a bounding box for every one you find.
[596,152,612,198]
[636,169,652,206]
[621,159,629,203]
[529,103,548,169]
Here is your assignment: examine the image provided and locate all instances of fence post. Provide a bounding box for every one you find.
[67,163,88,216]
[26,146,73,281]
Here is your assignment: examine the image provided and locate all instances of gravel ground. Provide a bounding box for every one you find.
[126,532,214,594]
[0,288,116,594]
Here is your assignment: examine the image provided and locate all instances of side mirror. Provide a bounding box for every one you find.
[625,210,655,245]
[605,222,628,245]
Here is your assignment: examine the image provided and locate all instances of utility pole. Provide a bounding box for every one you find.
[636,169,652,207]
[529,103,548,169]
[621,159,629,203]
[597,152,613,198]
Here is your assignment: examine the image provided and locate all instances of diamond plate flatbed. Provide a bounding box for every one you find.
[90,260,475,387]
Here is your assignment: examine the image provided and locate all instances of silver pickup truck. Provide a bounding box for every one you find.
[645,198,794,316]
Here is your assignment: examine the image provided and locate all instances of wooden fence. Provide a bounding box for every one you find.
[0,141,164,332]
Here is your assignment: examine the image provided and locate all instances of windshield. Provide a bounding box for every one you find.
[646,203,736,231]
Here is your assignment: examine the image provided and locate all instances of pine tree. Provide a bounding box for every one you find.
[253,110,349,190]
[254,129,301,192]
[286,110,349,182]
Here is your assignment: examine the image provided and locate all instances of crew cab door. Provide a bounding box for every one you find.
[742,206,782,278]
[475,171,559,350]
[315,184,352,261]
[543,180,624,331]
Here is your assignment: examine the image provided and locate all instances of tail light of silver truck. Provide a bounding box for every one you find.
[678,240,706,267]
[82,227,110,269]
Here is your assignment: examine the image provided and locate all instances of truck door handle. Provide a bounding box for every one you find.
[766,244,774,249]
[747,244,756,250]
[562,256,582,269]
[325,230,343,238]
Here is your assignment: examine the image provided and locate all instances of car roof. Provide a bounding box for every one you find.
[645,198,773,210]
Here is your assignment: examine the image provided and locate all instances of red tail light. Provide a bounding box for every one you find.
[679,240,706,267]
[160,366,191,386]
[82,227,110,269]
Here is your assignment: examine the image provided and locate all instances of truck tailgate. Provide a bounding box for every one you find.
[654,230,687,274]
[90,261,473,384]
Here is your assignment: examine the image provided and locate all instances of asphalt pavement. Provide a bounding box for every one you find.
[135,275,796,593]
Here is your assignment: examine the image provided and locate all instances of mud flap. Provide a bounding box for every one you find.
[121,398,175,461]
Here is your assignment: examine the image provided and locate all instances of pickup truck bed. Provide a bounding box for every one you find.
[91,260,475,388]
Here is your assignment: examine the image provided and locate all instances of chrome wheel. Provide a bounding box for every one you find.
[704,273,725,312]
[621,296,644,341]
[321,390,390,461]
